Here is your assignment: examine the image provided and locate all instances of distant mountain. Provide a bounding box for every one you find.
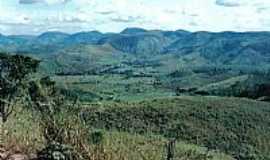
[1,29,270,66]
[164,31,270,65]
[101,29,190,55]
[120,27,148,35]
[162,30,191,41]
[36,32,70,45]
[65,31,105,45]
[105,33,171,55]
[0,34,27,53]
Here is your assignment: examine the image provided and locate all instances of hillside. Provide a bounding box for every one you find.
[2,29,270,160]
[1,29,270,67]
[195,75,270,99]
[82,96,270,160]
[7,106,234,160]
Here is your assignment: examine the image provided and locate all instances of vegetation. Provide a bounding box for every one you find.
[0,53,39,145]
[81,96,270,159]
[1,29,270,159]
[7,108,235,160]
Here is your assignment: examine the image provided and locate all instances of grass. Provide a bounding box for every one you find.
[52,74,174,102]
[5,107,44,154]
[98,131,234,160]
[5,103,235,160]
[82,96,270,159]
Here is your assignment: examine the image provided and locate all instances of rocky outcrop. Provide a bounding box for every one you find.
[0,148,35,160]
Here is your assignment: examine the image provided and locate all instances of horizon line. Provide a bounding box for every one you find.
[1,27,270,36]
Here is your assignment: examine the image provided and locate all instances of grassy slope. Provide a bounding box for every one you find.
[196,75,270,98]
[100,131,234,160]
[82,96,270,159]
[5,105,234,160]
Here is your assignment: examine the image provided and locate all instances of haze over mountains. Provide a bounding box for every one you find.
[1,27,270,67]
[1,27,270,102]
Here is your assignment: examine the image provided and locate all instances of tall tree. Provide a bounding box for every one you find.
[0,53,39,145]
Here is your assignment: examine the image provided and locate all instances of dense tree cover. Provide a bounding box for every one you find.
[0,53,39,121]
[82,97,270,160]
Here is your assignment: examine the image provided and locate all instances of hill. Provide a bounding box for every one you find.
[194,75,270,99]
[2,28,270,160]
[0,29,270,66]
[82,96,270,160]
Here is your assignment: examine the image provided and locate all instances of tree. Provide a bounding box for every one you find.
[0,53,39,145]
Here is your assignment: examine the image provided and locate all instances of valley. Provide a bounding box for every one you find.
[1,28,270,160]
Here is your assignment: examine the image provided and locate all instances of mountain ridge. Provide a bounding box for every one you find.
[1,28,270,67]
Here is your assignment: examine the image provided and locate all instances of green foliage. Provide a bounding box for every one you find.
[28,76,63,118]
[82,96,270,159]
[195,75,270,99]
[89,130,104,145]
[0,53,39,122]
[0,53,39,81]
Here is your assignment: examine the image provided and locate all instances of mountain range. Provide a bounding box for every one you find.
[1,27,270,76]
[0,28,270,65]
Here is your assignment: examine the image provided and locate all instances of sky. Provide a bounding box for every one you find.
[0,0,270,35]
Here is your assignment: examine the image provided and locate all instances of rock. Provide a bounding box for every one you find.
[0,148,9,159]
[28,153,37,160]
[0,152,9,159]
[37,142,77,160]
[8,154,29,160]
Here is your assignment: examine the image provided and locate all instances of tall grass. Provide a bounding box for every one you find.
[4,105,234,160]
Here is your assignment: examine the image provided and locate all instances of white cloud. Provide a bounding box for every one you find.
[1,0,270,35]
[19,0,70,5]
[216,0,270,7]
[216,0,242,7]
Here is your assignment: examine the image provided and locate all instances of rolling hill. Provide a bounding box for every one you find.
[0,29,270,64]
[1,28,270,101]
[2,28,270,160]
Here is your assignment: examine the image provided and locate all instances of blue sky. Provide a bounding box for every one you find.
[0,0,270,35]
